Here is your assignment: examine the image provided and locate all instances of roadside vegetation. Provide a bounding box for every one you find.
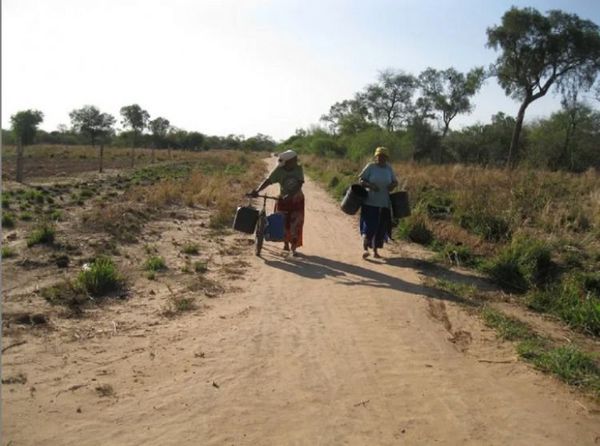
[304,155,600,337]
[482,307,600,398]
[4,147,264,319]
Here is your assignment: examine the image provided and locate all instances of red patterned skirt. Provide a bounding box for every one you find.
[275,191,305,248]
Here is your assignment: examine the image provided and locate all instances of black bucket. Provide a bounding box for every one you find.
[390,191,410,219]
[233,206,259,234]
[341,184,368,215]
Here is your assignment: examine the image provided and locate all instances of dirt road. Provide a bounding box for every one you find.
[3,164,599,445]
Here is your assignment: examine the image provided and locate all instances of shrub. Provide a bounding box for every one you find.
[20,211,33,221]
[482,306,535,341]
[457,211,511,242]
[436,243,481,268]
[309,136,346,157]
[194,261,208,273]
[416,188,454,219]
[484,236,554,292]
[182,243,200,255]
[162,296,196,317]
[42,280,88,313]
[144,256,166,272]
[77,257,122,297]
[395,214,434,245]
[48,209,63,221]
[2,213,15,228]
[26,222,55,247]
[528,273,600,336]
[1,246,16,258]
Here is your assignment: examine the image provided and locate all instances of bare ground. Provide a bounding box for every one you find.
[2,162,600,445]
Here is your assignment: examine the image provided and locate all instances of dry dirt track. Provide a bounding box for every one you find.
[3,163,600,445]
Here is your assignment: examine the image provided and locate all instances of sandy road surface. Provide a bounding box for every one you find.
[3,163,599,445]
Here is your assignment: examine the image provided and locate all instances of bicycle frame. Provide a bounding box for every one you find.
[246,194,278,256]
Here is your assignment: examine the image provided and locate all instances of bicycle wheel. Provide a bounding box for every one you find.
[255,214,266,256]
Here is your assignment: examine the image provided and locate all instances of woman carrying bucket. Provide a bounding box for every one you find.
[251,149,305,256]
[358,146,398,259]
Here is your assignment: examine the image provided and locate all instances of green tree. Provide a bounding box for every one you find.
[148,117,170,161]
[419,67,485,138]
[244,133,276,152]
[418,67,485,162]
[69,106,115,146]
[120,104,150,167]
[487,7,600,167]
[527,105,600,171]
[149,117,170,147]
[70,105,115,172]
[363,70,417,132]
[10,109,44,182]
[443,112,515,165]
[320,97,371,135]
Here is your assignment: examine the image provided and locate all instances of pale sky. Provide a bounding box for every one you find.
[2,0,599,141]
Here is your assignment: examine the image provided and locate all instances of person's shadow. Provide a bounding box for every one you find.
[261,249,482,306]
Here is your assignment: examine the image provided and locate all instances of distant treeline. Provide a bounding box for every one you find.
[281,6,600,173]
[281,106,600,172]
[1,128,276,152]
[5,6,600,173]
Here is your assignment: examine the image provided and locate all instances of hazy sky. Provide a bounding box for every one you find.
[2,0,599,141]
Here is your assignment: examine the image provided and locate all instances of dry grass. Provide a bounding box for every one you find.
[306,154,600,334]
[306,154,599,251]
[126,151,265,227]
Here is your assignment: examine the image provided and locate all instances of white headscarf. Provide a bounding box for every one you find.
[277,149,298,167]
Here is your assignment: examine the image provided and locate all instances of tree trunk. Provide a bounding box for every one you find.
[16,138,24,183]
[507,99,530,169]
[432,123,451,164]
[99,144,104,173]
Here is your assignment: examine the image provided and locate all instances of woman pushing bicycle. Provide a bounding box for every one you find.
[250,149,305,256]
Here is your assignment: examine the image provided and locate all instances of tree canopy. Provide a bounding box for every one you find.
[149,117,171,148]
[120,104,150,144]
[11,109,44,145]
[419,67,486,137]
[364,70,417,132]
[69,105,115,146]
[487,7,600,166]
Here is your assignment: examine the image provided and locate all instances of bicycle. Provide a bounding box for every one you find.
[245,193,279,256]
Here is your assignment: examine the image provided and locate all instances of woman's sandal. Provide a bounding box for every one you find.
[362,251,370,259]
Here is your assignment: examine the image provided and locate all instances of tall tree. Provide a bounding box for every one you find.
[320,97,371,135]
[487,7,600,167]
[120,104,149,167]
[148,117,170,161]
[149,117,170,147]
[10,109,44,182]
[70,105,115,147]
[419,67,485,137]
[70,105,115,172]
[363,70,417,132]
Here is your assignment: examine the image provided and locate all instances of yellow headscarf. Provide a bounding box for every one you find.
[374,146,389,158]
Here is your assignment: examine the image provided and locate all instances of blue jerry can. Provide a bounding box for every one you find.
[264,212,285,242]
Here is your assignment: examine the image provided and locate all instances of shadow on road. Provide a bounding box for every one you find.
[262,250,479,306]
[384,257,496,292]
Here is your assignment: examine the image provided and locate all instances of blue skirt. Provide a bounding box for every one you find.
[360,205,392,249]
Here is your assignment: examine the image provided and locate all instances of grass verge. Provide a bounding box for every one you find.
[482,307,600,398]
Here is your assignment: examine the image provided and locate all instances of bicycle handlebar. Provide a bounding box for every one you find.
[245,193,279,200]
